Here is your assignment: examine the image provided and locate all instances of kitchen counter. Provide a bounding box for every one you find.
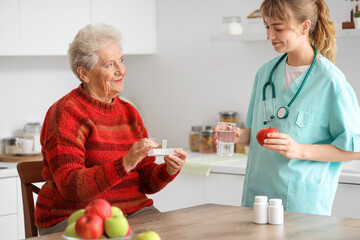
[1,152,360,184]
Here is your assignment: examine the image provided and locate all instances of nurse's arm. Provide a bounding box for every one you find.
[236,128,251,146]
[264,132,360,162]
[300,144,360,162]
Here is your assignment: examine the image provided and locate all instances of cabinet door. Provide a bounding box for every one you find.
[0,0,20,55]
[0,215,18,240]
[20,0,90,55]
[332,183,360,219]
[0,177,17,215]
[148,173,205,212]
[204,173,244,206]
[91,0,156,54]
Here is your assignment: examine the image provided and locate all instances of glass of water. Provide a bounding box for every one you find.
[216,122,237,156]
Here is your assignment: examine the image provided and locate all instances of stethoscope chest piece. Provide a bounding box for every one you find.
[277,107,288,119]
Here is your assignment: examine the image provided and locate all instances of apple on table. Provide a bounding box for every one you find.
[75,213,104,239]
[136,230,161,240]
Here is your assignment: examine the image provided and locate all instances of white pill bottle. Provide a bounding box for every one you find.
[254,196,268,224]
[268,198,284,225]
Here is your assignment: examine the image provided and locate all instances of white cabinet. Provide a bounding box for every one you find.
[332,183,360,219]
[0,0,20,55]
[19,0,90,55]
[149,172,244,212]
[0,0,156,55]
[91,0,156,54]
[0,177,19,240]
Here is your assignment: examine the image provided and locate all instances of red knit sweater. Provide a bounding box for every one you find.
[35,84,177,228]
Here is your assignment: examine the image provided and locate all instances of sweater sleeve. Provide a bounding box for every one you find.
[41,102,130,202]
[131,108,178,194]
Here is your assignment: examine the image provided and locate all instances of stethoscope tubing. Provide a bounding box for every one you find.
[262,46,318,124]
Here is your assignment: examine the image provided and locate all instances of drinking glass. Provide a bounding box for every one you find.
[216,122,237,156]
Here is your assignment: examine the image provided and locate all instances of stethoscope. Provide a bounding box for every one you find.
[263,46,318,125]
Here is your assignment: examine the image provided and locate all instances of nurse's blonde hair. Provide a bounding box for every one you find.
[260,0,337,63]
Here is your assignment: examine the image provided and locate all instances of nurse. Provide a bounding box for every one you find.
[232,0,360,215]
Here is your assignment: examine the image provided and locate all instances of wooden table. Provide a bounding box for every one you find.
[27,204,360,239]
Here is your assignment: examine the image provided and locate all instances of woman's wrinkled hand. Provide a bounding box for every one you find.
[164,149,187,175]
[123,138,159,172]
[263,132,304,159]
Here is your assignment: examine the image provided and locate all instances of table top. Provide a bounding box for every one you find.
[27,204,360,240]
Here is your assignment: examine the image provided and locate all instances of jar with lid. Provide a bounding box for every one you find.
[221,16,243,35]
[219,111,238,123]
[23,122,42,153]
[200,129,216,154]
[189,125,212,152]
[4,138,17,155]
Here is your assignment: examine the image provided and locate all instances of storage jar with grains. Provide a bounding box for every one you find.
[219,111,238,123]
[200,129,216,153]
[189,125,212,152]
[4,138,17,154]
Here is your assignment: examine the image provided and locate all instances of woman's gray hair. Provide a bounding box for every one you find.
[68,23,122,81]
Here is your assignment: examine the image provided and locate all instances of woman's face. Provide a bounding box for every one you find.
[80,41,126,102]
[264,17,306,54]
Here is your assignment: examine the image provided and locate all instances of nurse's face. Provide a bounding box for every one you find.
[264,17,306,54]
[79,41,126,102]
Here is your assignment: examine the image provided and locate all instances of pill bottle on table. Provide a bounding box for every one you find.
[254,196,268,224]
[268,199,284,225]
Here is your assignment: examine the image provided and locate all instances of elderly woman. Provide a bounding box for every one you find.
[35,23,187,235]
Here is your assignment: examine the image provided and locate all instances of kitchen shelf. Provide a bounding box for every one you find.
[211,29,360,43]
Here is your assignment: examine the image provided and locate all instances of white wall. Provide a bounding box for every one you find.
[0,0,359,152]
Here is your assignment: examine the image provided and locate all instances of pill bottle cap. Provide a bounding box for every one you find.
[269,199,282,206]
[255,196,268,202]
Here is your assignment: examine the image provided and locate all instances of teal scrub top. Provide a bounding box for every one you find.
[243,55,360,215]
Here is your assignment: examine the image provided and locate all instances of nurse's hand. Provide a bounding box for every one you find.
[164,149,187,175]
[263,133,304,159]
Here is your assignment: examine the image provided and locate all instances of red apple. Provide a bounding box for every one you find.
[256,127,279,146]
[75,213,104,239]
[85,198,112,222]
[126,226,132,236]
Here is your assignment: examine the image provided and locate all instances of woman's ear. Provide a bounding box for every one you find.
[77,66,89,83]
[301,19,311,35]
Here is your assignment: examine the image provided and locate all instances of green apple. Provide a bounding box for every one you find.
[111,206,123,217]
[100,235,108,239]
[64,222,79,238]
[136,231,161,240]
[68,209,85,225]
[104,215,129,238]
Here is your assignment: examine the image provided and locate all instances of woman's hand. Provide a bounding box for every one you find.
[263,132,304,159]
[123,138,159,172]
[164,149,187,175]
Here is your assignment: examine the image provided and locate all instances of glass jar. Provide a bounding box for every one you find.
[23,122,42,153]
[189,126,212,152]
[4,138,17,155]
[219,111,238,123]
[200,129,216,154]
[221,16,243,35]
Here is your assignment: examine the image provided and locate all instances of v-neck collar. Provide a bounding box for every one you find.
[273,56,313,107]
